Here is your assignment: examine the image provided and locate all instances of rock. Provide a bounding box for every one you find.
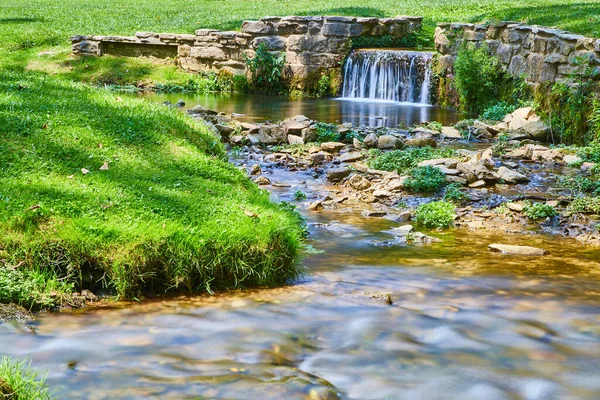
[348,174,371,190]
[308,200,324,211]
[506,202,524,212]
[230,135,245,145]
[581,162,597,171]
[287,134,304,145]
[377,135,402,149]
[215,124,235,136]
[321,142,345,153]
[390,224,414,236]
[405,136,437,147]
[339,152,363,162]
[189,105,218,116]
[418,158,459,168]
[272,182,291,187]
[393,210,412,222]
[441,126,463,139]
[310,152,326,164]
[360,291,393,305]
[512,107,534,120]
[509,120,551,141]
[508,115,528,131]
[563,154,582,165]
[410,232,442,243]
[385,177,406,191]
[469,180,486,188]
[326,167,351,182]
[435,165,460,175]
[363,133,378,148]
[250,164,261,175]
[353,138,362,149]
[373,189,391,198]
[254,176,271,185]
[363,210,387,217]
[283,115,313,135]
[497,166,529,183]
[488,244,548,256]
[175,100,185,107]
[446,175,468,185]
[239,122,260,134]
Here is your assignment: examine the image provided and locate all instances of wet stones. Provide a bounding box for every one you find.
[326,167,351,182]
[376,135,403,149]
[320,142,346,153]
[488,244,549,256]
[348,174,371,190]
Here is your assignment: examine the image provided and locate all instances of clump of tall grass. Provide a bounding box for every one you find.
[0,357,56,400]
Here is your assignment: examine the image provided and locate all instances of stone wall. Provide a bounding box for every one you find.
[72,15,422,89]
[434,22,600,85]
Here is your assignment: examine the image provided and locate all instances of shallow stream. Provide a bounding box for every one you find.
[1,161,599,399]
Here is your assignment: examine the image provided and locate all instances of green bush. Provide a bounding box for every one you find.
[577,143,600,163]
[244,43,286,94]
[414,201,456,229]
[294,190,307,201]
[368,147,455,174]
[314,122,340,143]
[316,75,332,97]
[404,166,447,193]
[481,101,517,121]
[523,203,557,220]
[454,43,505,115]
[0,357,55,400]
[557,175,600,195]
[443,182,468,203]
[568,196,600,214]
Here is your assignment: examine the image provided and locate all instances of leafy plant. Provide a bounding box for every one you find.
[480,101,517,121]
[443,182,468,203]
[314,122,340,143]
[568,196,600,214]
[416,121,442,132]
[557,175,600,195]
[244,43,286,94]
[414,201,456,228]
[523,203,557,220]
[454,43,505,115]
[368,147,455,174]
[0,357,56,400]
[404,166,447,193]
[294,190,307,201]
[316,75,332,97]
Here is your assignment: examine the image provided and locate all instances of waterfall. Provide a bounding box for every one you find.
[341,49,433,104]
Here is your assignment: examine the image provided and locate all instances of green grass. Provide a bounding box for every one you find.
[368,147,456,174]
[414,201,456,229]
[0,356,55,400]
[0,70,303,302]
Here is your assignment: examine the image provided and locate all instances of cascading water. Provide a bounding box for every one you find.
[341,49,433,104]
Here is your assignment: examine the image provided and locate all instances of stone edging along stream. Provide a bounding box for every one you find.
[184,103,600,249]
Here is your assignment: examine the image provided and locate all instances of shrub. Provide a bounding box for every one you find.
[443,183,468,203]
[314,122,340,143]
[577,143,600,163]
[294,190,307,201]
[557,175,600,195]
[368,147,455,174]
[404,166,447,193]
[414,201,456,229]
[244,43,286,94]
[0,357,55,400]
[568,196,600,214]
[523,203,557,220]
[416,121,442,132]
[454,43,505,115]
[316,75,331,97]
[481,101,517,121]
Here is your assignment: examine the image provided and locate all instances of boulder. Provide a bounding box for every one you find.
[377,135,402,149]
[509,120,551,141]
[488,244,548,256]
[310,152,326,164]
[321,142,346,153]
[563,154,583,165]
[287,134,304,145]
[363,133,378,148]
[497,166,529,183]
[254,176,271,185]
[512,107,534,120]
[441,126,463,139]
[339,152,363,162]
[405,136,437,148]
[308,200,324,211]
[390,225,414,236]
[348,174,371,190]
[326,167,351,182]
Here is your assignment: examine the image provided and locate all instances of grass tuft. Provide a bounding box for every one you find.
[0,357,56,400]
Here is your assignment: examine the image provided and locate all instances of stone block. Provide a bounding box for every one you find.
[241,20,274,35]
[321,22,351,37]
[252,36,287,51]
[191,46,228,61]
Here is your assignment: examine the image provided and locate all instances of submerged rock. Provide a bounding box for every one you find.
[488,244,548,256]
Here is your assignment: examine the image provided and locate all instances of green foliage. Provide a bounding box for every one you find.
[414,201,456,229]
[453,119,474,139]
[523,203,557,220]
[404,166,447,193]
[316,75,332,97]
[416,121,442,132]
[244,43,286,94]
[443,182,468,203]
[368,147,455,174]
[577,143,600,163]
[0,71,303,300]
[0,357,55,400]
[0,267,73,310]
[590,97,600,142]
[454,43,506,115]
[294,190,307,201]
[481,101,517,121]
[568,196,600,214]
[314,122,340,143]
[557,175,600,195]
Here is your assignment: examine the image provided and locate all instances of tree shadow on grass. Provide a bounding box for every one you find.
[0,17,44,24]
[472,3,600,36]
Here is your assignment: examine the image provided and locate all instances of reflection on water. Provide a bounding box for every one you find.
[1,152,600,400]
[139,92,459,127]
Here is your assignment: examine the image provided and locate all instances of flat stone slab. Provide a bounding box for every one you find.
[488,244,548,256]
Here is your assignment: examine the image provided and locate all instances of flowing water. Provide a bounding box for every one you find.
[342,50,433,104]
[1,164,599,399]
